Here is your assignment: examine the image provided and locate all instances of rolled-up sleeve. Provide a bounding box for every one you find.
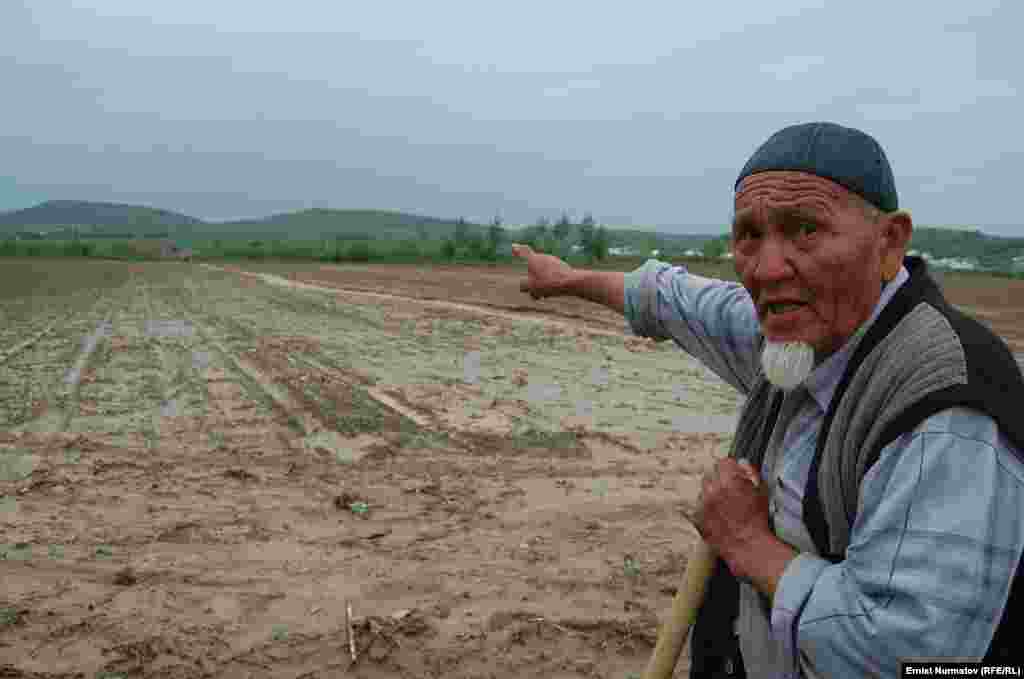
[769,407,1024,677]
[622,259,761,395]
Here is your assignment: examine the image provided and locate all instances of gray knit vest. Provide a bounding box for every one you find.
[690,256,1024,676]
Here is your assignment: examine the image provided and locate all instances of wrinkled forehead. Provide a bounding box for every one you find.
[734,170,854,212]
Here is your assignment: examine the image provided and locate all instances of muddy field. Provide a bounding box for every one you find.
[2,258,1022,679]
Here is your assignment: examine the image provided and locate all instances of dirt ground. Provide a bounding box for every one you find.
[2,259,1022,679]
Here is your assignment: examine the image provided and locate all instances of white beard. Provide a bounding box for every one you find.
[761,340,816,391]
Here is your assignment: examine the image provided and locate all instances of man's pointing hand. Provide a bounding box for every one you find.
[512,243,576,300]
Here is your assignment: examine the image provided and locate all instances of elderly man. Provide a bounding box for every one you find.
[513,121,1024,676]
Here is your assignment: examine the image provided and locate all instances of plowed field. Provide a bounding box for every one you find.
[2,258,1021,679]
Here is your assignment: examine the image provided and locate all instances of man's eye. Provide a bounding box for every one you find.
[797,222,818,236]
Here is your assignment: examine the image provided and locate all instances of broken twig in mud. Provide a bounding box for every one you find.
[346,600,357,663]
[528,616,574,636]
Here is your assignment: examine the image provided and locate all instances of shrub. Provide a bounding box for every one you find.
[347,241,372,263]
[441,238,457,261]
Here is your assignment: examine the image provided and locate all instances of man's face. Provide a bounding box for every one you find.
[732,171,908,363]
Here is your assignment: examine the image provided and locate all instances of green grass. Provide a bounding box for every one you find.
[0,608,22,626]
[510,426,580,450]
[0,258,134,302]
[0,239,166,260]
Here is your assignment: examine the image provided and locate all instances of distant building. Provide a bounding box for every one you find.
[930,257,978,271]
[160,240,193,261]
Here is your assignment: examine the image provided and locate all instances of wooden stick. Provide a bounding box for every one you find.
[346,600,357,663]
[642,539,717,679]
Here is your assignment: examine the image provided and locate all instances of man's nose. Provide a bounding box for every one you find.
[752,235,796,284]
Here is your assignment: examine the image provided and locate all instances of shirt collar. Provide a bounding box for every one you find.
[802,265,910,413]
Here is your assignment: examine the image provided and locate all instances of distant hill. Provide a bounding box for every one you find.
[0,200,202,237]
[203,208,482,242]
[0,201,487,243]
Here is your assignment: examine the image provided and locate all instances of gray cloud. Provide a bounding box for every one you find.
[2,0,1021,234]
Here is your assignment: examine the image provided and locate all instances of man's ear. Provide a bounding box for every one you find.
[881,211,913,281]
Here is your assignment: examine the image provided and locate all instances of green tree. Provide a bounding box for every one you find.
[441,238,457,261]
[348,241,372,263]
[592,225,610,262]
[486,216,505,261]
[578,213,596,260]
[454,218,470,247]
[553,213,572,256]
[394,240,420,260]
[523,217,549,251]
[416,223,429,242]
[702,237,727,259]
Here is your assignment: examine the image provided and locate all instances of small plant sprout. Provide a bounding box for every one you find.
[1,543,32,561]
[271,624,289,641]
[0,449,35,482]
[0,495,16,514]
[623,555,641,579]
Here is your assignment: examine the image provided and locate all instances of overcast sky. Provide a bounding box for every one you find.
[2,1,1021,235]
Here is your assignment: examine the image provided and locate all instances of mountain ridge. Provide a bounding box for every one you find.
[1,200,1022,271]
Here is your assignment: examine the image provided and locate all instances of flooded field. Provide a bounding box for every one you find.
[1,258,1021,678]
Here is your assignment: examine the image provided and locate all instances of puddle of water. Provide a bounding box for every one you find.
[669,413,740,435]
[526,382,563,404]
[146,319,194,338]
[64,320,113,386]
[192,350,212,370]
[463,350,481,385]
[160,399,180,417]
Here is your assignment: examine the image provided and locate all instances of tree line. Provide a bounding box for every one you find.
[440,212,611,263]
